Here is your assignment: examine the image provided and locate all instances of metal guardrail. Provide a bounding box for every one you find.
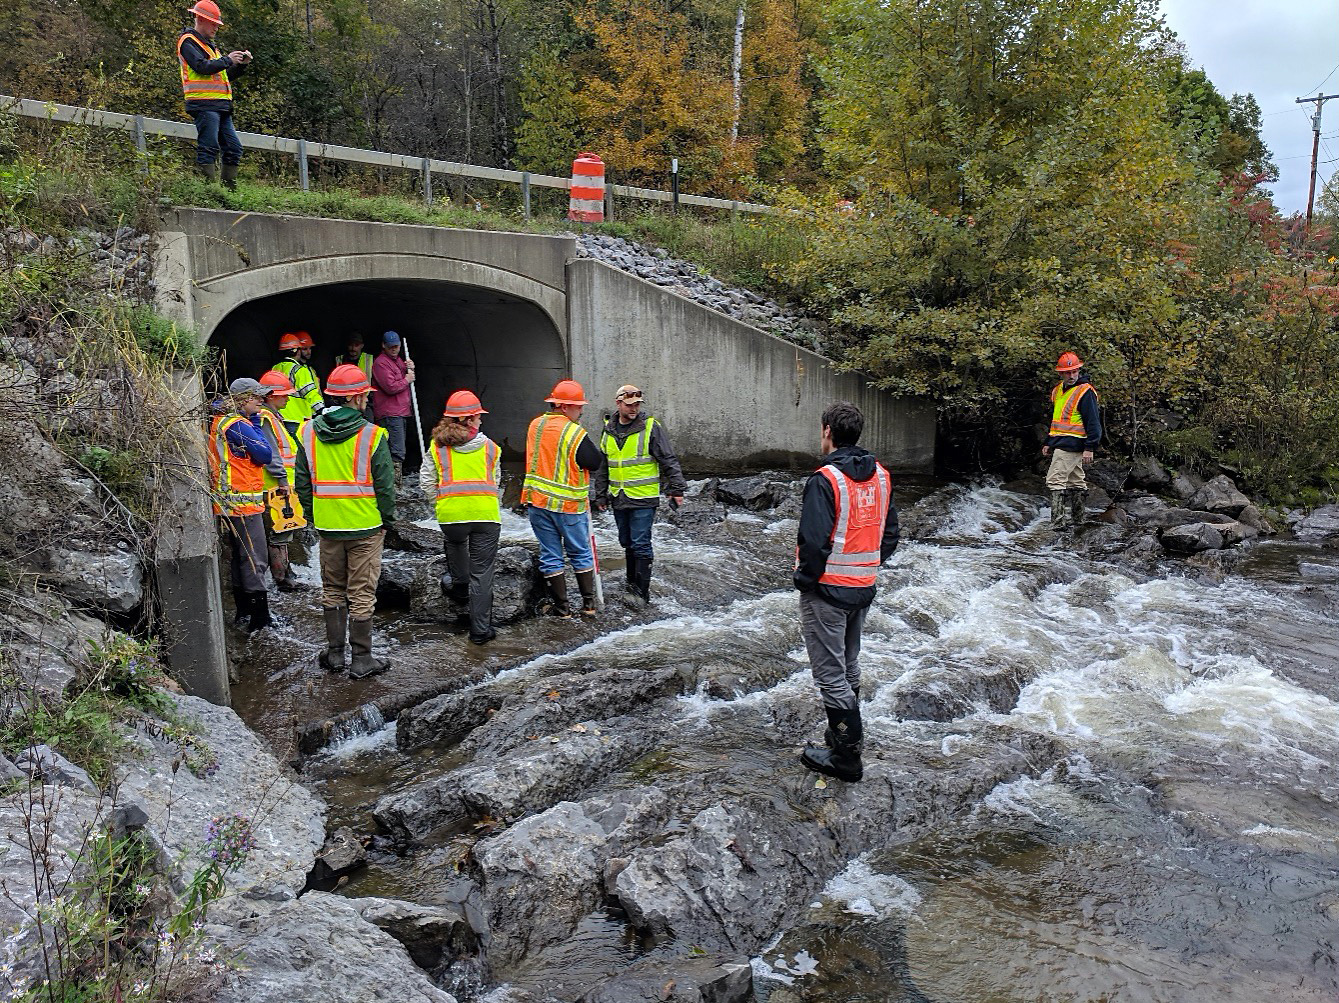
[0,94,778,219]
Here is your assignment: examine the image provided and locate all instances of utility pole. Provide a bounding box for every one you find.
[1295,92,1339,234]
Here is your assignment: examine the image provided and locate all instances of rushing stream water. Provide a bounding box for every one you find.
[235,478,1339,1002]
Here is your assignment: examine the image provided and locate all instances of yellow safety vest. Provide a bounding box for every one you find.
[298,421,387,532]
[274,358,321,424]
[521,413,590,514]
[257,408,297,490]
[177,32,232,103]
[430,438,501,525]
[600,417,661,500]
[1050,383,1096,439]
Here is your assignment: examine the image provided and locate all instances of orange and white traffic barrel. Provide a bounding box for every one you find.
[568,153,605,223]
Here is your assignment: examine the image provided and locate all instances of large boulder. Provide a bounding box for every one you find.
[1128,455,1172,491]
[0,417,144,613]
[1185,475,1251,517]
[1295,504,1339,546]
[1084,460,1129,497]
[0,591,109,698]
[714,476,776,511]
[1170,470,1203,501]
[1159,522,1224,553]
[350,893,487,972]
[117,693,326,901]
[580,953,753,1003]
[0,787,104,990]
[205,893,458,1003]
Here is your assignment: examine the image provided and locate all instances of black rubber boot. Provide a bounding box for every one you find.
[246,591,273,632]
[319,606,348,672]
[469,625,497,645]
[575,569,599,615]
[348,618,389,678]
[221,164,239,191]
[232,588,250,626]
[631,557,653,604]
[801,706,864,782]
[198,162,219,183]
[826,686,859,748]
[1049,490,1071,529]
[624,549,636,587]
[543,573,572,618]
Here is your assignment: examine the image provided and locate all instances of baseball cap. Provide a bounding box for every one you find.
[229,377,272,397]
[615,384,643,400]
[383,330,401,346]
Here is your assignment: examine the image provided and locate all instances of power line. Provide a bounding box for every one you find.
[1308,61,1339,94]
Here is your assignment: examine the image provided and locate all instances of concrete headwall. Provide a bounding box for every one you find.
[566,260,935,472]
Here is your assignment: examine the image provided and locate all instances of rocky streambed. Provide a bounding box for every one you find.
[222,471,1339,1002]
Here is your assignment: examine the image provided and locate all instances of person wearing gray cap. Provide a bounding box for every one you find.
[206,377,276,631]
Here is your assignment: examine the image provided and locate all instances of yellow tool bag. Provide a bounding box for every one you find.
[266,488,307,532]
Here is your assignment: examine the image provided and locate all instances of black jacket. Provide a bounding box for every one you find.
[592,411,687,509]
[1046,380,1102,452]
[793,446,899,610]
[178,29,245,112]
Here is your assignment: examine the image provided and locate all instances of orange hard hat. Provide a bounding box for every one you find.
[325,363,374,397]
[1055,351,1084,373]
[294,330,315,348]
[187,0,224,26]
[278,331,304,351]
[545,379,588,406]
[443,390,488,418]
[259,369,294,396]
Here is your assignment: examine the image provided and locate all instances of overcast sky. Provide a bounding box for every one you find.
[1158,1,1337,214]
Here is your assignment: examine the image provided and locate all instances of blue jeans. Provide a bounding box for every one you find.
[528,507,594,575]
[613,506,656,559]
[189,109,243,166]
[378,415,407,463]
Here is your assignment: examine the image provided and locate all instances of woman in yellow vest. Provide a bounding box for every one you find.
[177,1,251,188]
[420,391,503,644]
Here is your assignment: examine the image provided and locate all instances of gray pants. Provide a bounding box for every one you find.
[443,522,500,635]
[224,514,268,593]
[799,591,867,710]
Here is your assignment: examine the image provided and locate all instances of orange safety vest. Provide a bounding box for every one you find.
[814,462,891,588]
[298,421,386,532]
[177,31,233,104]
[207,413,265,516]
[520,412,590,514]
[1050,382,1096,439]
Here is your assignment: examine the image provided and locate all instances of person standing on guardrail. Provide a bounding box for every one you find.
[177,1,251,189]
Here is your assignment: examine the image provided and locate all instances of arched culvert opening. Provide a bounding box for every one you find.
[207,278,567,468]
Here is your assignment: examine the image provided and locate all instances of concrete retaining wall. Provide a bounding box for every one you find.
[566,260,935,471]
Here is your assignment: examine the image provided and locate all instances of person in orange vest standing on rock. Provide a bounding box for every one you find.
[422,390,503,644]
[521,380,605,617]
[177,1,251,188]
[294,364,397,678]
[1041,351,1102,530]
[207,377,276,632]
[794,401,899,783]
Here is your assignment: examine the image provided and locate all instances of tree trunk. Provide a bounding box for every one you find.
[730,3,745,142]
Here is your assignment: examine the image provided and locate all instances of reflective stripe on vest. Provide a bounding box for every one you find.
[1050,382,1095,439]
[177,32,232,103]
[207,413,265,516]
[274,358,319,422]
[257,409,297,489]
[520,412,590,513]
[430,438,501,525]
[816,463,891,587]
[600,417,660,499]
[298,421,386,532]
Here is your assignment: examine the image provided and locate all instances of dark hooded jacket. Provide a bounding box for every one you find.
[294,406,396,540]
[793,445,900,610]
[592,410,688,509]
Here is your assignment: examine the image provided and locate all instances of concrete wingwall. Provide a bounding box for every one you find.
[566,259,936,472]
